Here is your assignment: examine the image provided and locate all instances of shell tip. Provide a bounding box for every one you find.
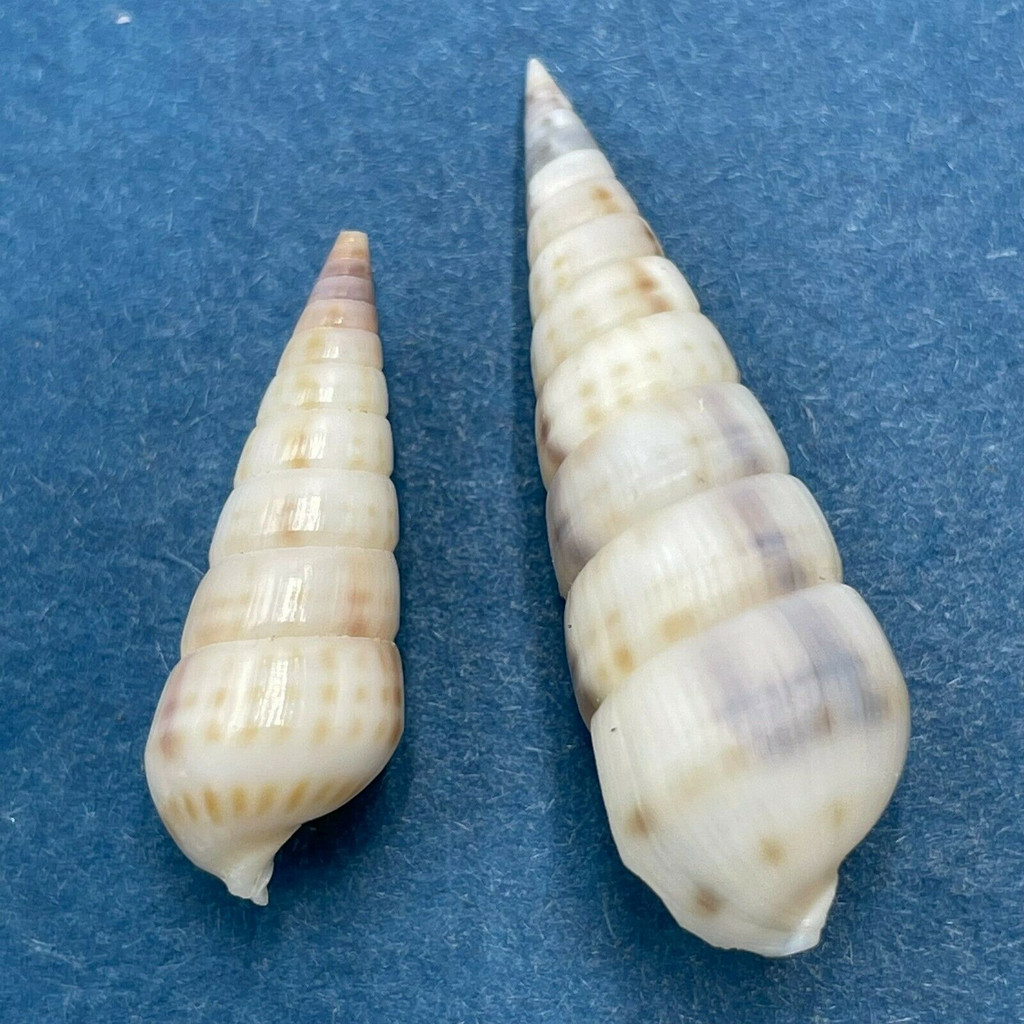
[525,57,552,90]
[523,58,595,184]
[328,229,370,263]
[525,57,561,103]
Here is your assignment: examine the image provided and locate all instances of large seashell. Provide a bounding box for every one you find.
[145,232,403,905]
[524,60,910,956]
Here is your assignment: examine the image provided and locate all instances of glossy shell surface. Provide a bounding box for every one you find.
[145,232,403,905]
[524,60,910,955]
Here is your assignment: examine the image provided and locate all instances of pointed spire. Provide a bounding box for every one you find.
[525,57,557,96]
[295,229,378,334]
[524,59,599,183]
[310,230,375,303]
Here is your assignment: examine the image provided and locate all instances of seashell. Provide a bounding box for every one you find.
[524,60,910,956]
[145,231,403,905]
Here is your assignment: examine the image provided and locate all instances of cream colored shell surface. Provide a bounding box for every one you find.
[145,232,403,905]
[524,60,910,956]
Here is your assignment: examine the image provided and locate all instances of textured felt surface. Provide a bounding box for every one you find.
[2,0,1023,1020]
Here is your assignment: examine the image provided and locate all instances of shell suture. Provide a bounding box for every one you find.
[145,231,403,905]
[524,60,910,956]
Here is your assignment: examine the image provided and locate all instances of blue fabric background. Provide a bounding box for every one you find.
[1,0,1022,1020]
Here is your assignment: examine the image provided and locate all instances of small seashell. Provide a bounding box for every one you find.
[145,232,403,905]
[523,60,910,955]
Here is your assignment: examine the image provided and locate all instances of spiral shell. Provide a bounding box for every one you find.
[524,61,910,955]
[145,232,403,904]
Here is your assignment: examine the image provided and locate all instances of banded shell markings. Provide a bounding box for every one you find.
[145,232,403,905]
[524,61,910,955]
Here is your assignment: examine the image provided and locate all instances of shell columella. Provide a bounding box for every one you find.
[145,231,403,904]
[524,61,910,955]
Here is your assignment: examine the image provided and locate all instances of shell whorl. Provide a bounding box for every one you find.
[145,232,403,904]
[524,61,909,955]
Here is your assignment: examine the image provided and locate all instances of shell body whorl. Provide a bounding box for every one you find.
[145,232,403,904]
[524,61,910,955]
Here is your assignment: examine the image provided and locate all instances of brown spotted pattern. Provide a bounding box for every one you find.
[144,231,404,904]
[525,61,910,954]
